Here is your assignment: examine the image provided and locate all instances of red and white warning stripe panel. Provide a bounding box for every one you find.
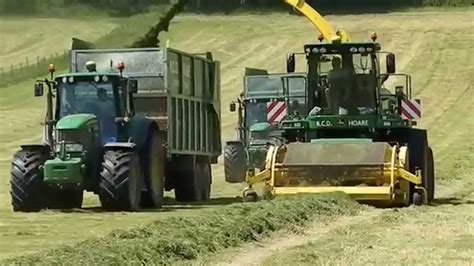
[401,99,421,120]
[266,101,287,124]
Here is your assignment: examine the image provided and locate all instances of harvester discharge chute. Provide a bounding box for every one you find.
[244,0,435,207]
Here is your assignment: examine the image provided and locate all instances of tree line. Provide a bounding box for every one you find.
[0,0,470,15]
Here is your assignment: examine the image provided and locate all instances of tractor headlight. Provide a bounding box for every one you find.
[65,143,84,152]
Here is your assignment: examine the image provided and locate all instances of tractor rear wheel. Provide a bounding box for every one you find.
[174,162,210,202]
[10,148,48,212]
[140,128,165,208]
[224,143,247,183]
[99,150,142,211]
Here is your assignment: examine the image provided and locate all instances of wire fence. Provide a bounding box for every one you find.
[0,50,69,88]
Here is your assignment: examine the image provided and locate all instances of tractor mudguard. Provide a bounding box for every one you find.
[226,140,245,147]
[20,144,50,151]
[104,142,136,150]
[126,117,158,153]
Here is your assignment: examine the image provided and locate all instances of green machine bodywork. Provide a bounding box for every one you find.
[223,68,306,183]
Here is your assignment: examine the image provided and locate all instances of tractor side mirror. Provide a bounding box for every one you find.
[128,79,138,93]
[34,83,44,97]
[286,53,295,73]
[386,53,396,74]
[230,102,236,112]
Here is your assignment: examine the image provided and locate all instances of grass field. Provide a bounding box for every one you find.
[1,7,473,263]
[0,17,118,69]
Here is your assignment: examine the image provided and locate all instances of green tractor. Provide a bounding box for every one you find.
[224,68,306,183]
[11,47,222,212]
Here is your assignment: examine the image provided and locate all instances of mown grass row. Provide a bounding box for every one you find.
[4,194,360,265]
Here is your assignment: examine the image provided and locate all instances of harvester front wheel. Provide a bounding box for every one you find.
[10,148,49,212]
[99,150,142,211]
[140,128,165,208]
[426,147,435,202]
[224,143,247,183]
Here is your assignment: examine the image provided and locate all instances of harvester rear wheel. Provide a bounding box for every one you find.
[224,143,247,183]
[140,128,165,208]
[10,148,48,212]
[99,150,142,211]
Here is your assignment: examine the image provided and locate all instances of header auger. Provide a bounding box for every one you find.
[242,1,435,207]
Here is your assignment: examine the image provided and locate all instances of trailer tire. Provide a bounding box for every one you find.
[99,150,142,211]
[174,162,207,202]
[10,148,48,212]
[140,128,165,208]
[224,143,247,183]
[200,163,211,201]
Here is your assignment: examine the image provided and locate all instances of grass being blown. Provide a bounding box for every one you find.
[4,194,360,265]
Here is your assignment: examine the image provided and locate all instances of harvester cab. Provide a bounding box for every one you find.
[244,35,434,206]
[224,69,306,183]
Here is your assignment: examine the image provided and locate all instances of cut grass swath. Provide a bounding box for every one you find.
[4,194,360,265]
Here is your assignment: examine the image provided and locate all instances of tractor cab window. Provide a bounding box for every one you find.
[244,100,267,127]
[58,80,118,144]
[245,76,284,98]
[283,76,307,117]
[314,52,376,115]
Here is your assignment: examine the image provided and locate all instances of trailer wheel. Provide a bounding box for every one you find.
[99,150,142,211]
[224,143,247,183]
[174,162,206,202]
[140,128,165,208]
[200,163,211,201]
[10,148,48,212]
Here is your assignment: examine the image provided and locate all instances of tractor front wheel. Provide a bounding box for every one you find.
[99,150,142,211]
[224,143,247,183]
[10,148,49,212]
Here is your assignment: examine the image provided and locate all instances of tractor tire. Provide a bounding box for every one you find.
[426,147,435,202]
[174,162,208,202]
[10,148,48,212]
[140,128,165,208]
[99,150,142,211]
[224,143,247,183]
[48,189,83,209]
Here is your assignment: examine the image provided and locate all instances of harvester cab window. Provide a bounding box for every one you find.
[315,52,376,115]
[58,81,118,144]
